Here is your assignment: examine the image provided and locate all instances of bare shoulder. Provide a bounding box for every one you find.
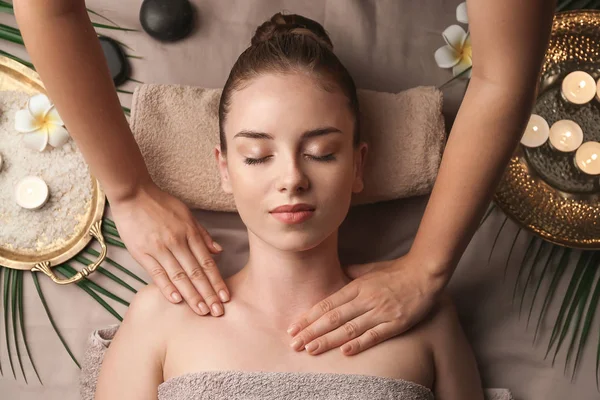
[122,283,177,334]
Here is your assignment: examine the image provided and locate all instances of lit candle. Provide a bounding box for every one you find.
[14,176,50,210]
[520,114,550,148]
[574,141,600,175]
[549,119,584,152]
[561,71,596,104]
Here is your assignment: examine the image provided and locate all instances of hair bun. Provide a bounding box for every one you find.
[251,12,333,51]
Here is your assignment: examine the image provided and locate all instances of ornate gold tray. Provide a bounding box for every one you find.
[0,56,107,284]
[494,10,600,250]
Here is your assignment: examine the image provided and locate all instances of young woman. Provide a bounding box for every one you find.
[95,13,484,400]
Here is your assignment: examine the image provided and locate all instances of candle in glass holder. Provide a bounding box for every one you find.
[521,114,549,148]
[574,141,600,175]
[14,176,49,210]
[549,119,584,152]
[561,71,596,104]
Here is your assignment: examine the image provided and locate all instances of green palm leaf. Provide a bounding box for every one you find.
[545,251,590,358]
[31,272,80,369]
[504,228,523,281]
[0,49,33,68]
[553,253,597,367]
[84,247,147,285]
[571,252,600,381]
[11,270,26,382]
[54,266,123,322]
[3,268,15,378]
[527,245,559,328]
[91,22,138,32]
[513,237,541,303]
[74,255,136,293]
[487,215,509,268]
[17,271,42,384]
[534,247,572,344]
[59,264,130,307]
[519,242,553,318]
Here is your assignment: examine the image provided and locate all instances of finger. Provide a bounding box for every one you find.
[155,249,210,316]
[195,221,223,255]
[345,262,377,279]
[287,283,359,337]
[340,320,404,356]
[188,233,230,303]
[137,253,183,304]
[290,300,368,352]
[172,244,224,317]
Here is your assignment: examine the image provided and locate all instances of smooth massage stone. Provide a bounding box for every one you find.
[139,0,194,42]
[99,36,130,86]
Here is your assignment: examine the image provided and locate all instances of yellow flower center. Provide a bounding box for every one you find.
[461,43,472,61]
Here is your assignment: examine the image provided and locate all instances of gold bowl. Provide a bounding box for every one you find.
[494,10,600,249]
[0,56,107,284]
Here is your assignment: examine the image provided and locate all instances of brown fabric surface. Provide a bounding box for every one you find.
[130,84,446,211]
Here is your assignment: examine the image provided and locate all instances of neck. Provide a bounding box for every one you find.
[227,230,350,322]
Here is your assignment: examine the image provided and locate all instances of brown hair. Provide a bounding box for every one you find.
[218,12,360,154]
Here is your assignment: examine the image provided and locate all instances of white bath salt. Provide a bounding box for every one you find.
[0,91,93,251]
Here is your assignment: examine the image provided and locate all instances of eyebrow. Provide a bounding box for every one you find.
[233,126,342,140]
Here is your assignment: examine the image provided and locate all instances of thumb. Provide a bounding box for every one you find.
[345,262,377,279]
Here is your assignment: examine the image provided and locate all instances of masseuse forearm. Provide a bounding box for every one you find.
[409,0,555,285]
[409,79,537,282]
[13,0,151,202]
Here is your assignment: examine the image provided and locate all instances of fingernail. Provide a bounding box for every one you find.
[211,303,223,316]
[287,325,300,336]
[213,241,223,252]
[305,342,318,353]
[341,344,351,354]
[171,292,182,303]
[290,339,304,351]
[219,290,229,302]
[198,302,210,315]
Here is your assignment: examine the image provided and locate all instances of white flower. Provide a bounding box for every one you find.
[456,2,468,24]
[434,25,472,78]
[14,93,70,152]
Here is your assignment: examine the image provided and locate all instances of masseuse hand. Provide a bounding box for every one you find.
[287,252,445,355]
[109,181,230,316]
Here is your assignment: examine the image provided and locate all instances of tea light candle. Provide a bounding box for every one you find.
[549,120,584,152]
[521,114,550,148]
[561,71,596,104]
[14,176,49,210]
[574,141,600,175]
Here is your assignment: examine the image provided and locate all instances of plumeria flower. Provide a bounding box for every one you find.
[456,2,468,24]
[14,93,70,152]
[434,24,472,78]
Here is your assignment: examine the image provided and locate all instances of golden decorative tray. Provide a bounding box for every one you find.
[494,10,600,250]
[0,56,107,284]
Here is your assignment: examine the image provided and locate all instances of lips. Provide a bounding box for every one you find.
[269,203,316,224]
[270,203,315,213]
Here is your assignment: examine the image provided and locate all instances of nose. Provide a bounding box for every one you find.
[276,157,310,194]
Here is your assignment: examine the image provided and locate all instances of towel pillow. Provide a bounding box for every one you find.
[129,84,446,212]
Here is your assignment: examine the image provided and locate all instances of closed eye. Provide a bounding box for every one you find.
[305,153,336,162]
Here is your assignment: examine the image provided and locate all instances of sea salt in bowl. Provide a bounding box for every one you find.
[0,91,93,253]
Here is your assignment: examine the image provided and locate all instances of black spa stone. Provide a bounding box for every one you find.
[139,0,194,42]
[99,36,130,87]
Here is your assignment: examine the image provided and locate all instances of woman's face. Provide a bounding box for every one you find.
[216,72,367,252]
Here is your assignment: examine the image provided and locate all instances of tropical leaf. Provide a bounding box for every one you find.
[527,245,559,328]
[534,247,572,344]
[59,264,130,307]
[512,237,541,304]
[3,267,15,378]
[519,242,554,318]
[31,272,80,369]
[16,271,42,384]
[487,215,509,268]
[84,247,147,285]
[504,228,523,281]
[54,266,123,322]
[11,270,26,382]
[545,251,590,358]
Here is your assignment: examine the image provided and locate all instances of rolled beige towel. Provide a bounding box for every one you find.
[80,325,514,400]
[129,84,447,212]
